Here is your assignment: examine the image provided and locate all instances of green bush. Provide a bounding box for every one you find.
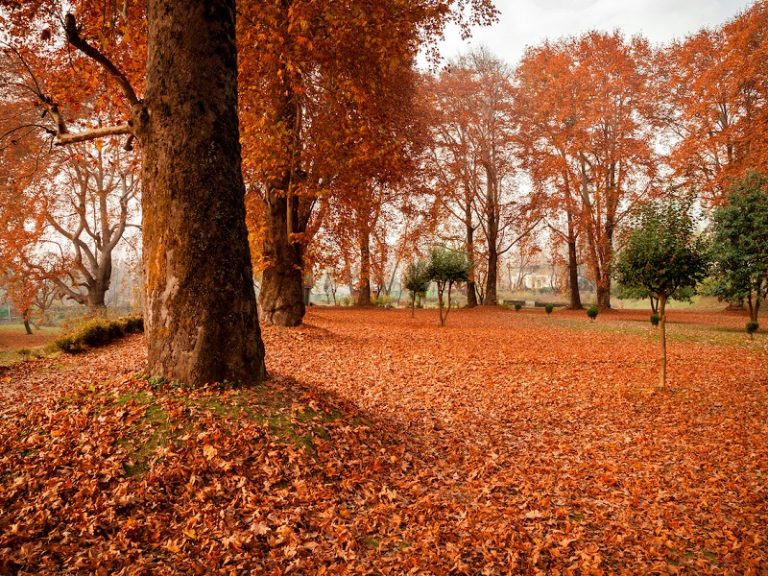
[514,303,522,311]
[545,304,554,314]
[650,313,660,327]
[56,315,144,354]
[586,305,598,321]
[746,321,759,335]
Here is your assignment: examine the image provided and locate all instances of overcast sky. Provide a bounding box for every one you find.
[437,0,756,63]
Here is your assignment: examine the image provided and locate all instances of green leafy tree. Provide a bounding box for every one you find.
[615,200,709,386]
[427,247,470,326]
[711,171,768,327]
[403,260,430,318]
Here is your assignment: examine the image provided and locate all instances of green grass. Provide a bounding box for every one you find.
[112,383,346,477]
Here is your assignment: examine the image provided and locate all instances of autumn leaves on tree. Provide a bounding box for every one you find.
[2,0,768,386]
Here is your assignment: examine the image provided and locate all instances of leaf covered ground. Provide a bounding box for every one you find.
[1,307,766,575]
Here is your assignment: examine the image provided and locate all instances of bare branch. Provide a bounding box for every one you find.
[54,124,133,146]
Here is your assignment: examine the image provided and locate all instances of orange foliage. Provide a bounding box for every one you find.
[661,1,768,202]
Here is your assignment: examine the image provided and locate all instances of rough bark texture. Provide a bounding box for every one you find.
[257,69,307,327]
[23,310,32,335]
[566,212,582,310]
[484,170,499,306]
[659,294,667,387]
[357,228,372,307]
[259,192,306,326]
[465,208,478,308]
[139,0,265,385]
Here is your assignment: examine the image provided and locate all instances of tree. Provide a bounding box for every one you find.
[3,2,265,385]
[428,49,536,306]
[515,33,660,310]
[427,246,470,326]
[710,171,768,326]
[239,0,498,326]
[403,259,430,318]
[615,199,709,386]
[26,141,139,309]
[659,3,768,201]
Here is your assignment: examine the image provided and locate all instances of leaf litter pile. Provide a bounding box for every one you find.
[1,307,766,575]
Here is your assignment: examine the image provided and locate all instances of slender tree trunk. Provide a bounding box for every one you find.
[465,212,478,308]
[566,212,582,309]
[23,309,32,335]
[659,293,667,387]
[748,291,760,322]
[485,248,498,306]
[357,228,372,306]
[483,164,499,306]
[437,283,446,326]
[140,0,265,385]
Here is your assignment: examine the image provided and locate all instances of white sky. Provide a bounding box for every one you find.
[438,0,756,64]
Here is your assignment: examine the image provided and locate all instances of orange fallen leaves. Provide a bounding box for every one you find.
[0,308,766,574]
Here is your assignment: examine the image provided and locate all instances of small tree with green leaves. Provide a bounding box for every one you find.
[427,247,470,326]
[710,171,768,332]
[403,259,430,318]
[615,199,709,386]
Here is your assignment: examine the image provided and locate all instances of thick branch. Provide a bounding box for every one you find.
[64,13,140,106]
[54,124,133,146]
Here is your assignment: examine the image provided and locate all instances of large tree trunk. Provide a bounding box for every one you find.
[357,227,372,306]
[257,47,308,327]
[140,0,265,386]
[259,193,306,326]
[566,211,582,310]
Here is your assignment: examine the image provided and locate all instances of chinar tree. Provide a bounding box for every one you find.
[427,246,470,327]
[615,199,709,386]
[711,171,768,331]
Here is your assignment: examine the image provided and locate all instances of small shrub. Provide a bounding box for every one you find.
[514,303,522,311]
[55,335,83,354]
[746,321,759,336]
[545,304,554,315]
[586,305,599,321]
[122,316,144,333]
[78,320,111,347]
[56,315,144,354]
[650,313,660,327]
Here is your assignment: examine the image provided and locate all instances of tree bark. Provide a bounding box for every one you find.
[597,282,612,309]
[259,192,306,326]
[23,309,32,335]
[659,293,667,387]
[357,227,372,306]
[484,170,499,306]
[465,207,478,308]
[566,211,582,309]
[140,0,265,385]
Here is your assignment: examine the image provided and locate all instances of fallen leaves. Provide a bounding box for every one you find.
[0,309,766,574]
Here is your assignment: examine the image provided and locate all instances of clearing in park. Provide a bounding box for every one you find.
[1,307,765,574]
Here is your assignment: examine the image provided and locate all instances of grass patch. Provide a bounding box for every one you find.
[115,383,347,477]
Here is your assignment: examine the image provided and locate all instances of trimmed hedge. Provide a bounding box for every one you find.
[56,316,144,354]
